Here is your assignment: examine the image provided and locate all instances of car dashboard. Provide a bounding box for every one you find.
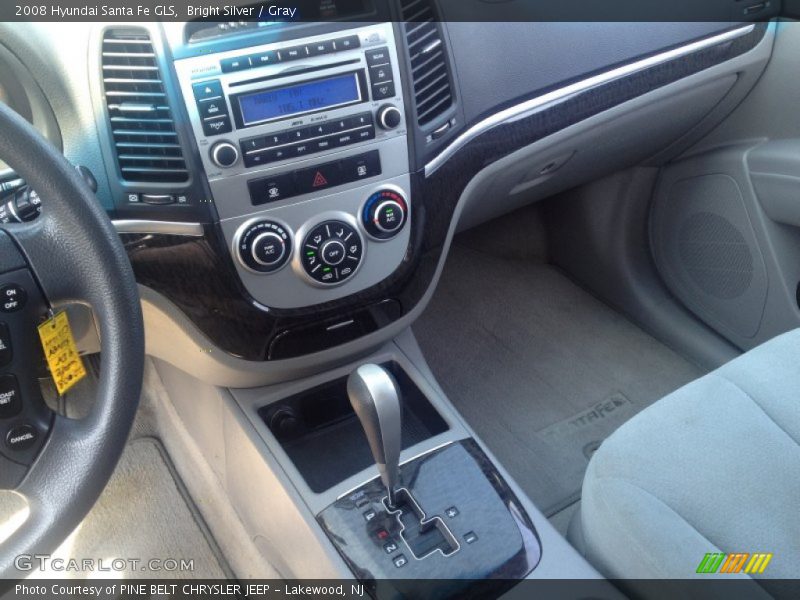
[0,11,773,376]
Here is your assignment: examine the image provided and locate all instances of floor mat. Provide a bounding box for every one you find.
[1,437,230,579]
[414,245,703,516]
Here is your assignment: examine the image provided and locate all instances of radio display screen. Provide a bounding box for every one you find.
[237,72,363,127]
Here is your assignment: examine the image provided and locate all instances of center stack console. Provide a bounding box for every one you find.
[159,19,607,596]
[174,23,410,309]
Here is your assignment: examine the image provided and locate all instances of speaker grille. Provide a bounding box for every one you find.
[678,212,753,299]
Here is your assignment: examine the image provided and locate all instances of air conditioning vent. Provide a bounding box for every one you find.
[400,0,453,126]
[101,29,188,184]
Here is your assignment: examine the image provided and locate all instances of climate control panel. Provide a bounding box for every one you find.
[300,220,364,285]
[182,23,411,310]
[224,175,411,308]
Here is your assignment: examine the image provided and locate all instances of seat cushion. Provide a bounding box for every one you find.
[579,329,800,587]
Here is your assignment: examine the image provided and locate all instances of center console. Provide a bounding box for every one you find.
[155,331,609,598]
[174,23,411,309]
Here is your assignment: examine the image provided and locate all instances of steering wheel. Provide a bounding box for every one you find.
[0,103,144,578]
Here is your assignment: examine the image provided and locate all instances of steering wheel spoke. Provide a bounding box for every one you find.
[1,209,96,307]
[0,102,144,577]
[0,233,53,485]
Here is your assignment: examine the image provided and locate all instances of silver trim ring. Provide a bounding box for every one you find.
[292,211,365,288]
[211,141,240,168]
[319,238,347,266]
[373,199,406,233]
[424,24,756,176]
[251,231,286,266]
[378,105,402,130]
[232,217,295,276]
[358,183,410,242]
[112,220,204,237]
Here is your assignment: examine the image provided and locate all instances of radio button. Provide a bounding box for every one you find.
[369,65,392,84]
[241,137,267,153]
[335,36,361,51]
[345,113,374,129]
[244,152,268,168]
[266,147,291,163]
[249,50,279,67]
[331,118,350,132]
[192,80,223,101]
[356,127,376,142]
[365,47,390,66]
[307,41,335,56]
[249,174,297,206]
[287,129,307,142]
[221,56,251,73]
[202,115,232,136]
[334,132,356,146]
[291,143,313,158]
[372,82,395,101]
[306,123,335,138]
[242,147,288,167]
[198,99,227,119]
[312,137,337,153]
[265,132,290,147]
[279,46,307,62]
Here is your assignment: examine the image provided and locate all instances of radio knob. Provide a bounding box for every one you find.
[210,141,239,168]
[376,104,402,130]
[362,189,408,240]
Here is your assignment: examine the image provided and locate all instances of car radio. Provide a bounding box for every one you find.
[174,23,411,310]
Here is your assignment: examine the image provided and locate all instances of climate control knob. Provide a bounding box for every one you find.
[251,232,287,267]
[362,189,408,240]
[301,220,363,285]
[235,220,291,273]
[210,141,239,168]
[376,104,402,130]
[319,239,347,266]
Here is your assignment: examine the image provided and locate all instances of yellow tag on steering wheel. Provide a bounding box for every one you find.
[37,311,87,395]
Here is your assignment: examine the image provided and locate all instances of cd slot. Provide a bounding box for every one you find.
[229,59,361,88]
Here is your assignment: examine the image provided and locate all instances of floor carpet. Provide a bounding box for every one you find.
[414,244,703,516]
[0,437,229,579]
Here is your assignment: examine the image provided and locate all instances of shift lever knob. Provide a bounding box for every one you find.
[347,364,402,506]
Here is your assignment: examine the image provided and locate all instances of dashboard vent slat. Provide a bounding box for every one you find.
[399,0,454,127]
[101,29,188,184]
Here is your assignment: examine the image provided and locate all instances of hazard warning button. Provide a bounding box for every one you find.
[294,163,342,194]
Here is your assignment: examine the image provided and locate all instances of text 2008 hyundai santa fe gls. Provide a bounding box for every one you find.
[0,0,798,597]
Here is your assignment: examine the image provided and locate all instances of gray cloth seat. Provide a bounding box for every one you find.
[577,329,800,588]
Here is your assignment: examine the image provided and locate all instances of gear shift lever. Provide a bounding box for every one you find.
[348,364,402,507]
